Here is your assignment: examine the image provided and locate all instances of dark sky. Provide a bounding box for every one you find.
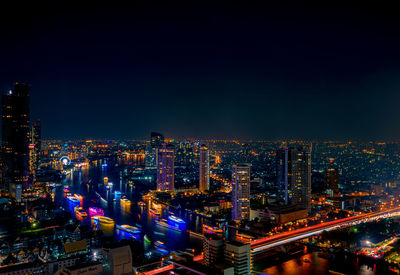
[1,1,400,140]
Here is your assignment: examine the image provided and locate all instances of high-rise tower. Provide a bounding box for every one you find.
[2,83,31,199]
[199,145,210,192]
[232,163,251,221]
[157,143,174,192]
[289,148,311,212]
[324,159,339,197]
[276,148,289,204]
[29,119,41,183]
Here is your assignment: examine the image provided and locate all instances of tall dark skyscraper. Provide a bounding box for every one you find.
[157,143,175,192]
[29,119,41,182]
[150,132,164,149]
[2,83,31,199]
[232,163,251,221]
[199,145,210,193]
[289,147,311,212]
[276,147,289,204]
[324,159,339,197]
[276,147,312,212]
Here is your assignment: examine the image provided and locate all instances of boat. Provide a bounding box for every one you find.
[120,198,131,204]
[88,207,104,216]
[203,224,223,234]
[149,209,161,215]
[155,219,182,232]
[116,224,141,234]
[155,241,167,249]
[74,207,88,219]
[168,215,185,224]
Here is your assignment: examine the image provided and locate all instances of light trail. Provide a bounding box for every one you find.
[251,206,400,253]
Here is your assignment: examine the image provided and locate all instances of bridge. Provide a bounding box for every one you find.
[251,206,400,255]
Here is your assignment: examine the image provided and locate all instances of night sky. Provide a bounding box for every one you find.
[1,2,400,140]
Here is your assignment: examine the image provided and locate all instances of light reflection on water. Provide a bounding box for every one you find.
[256,252,382,275]
[55,160,203,253]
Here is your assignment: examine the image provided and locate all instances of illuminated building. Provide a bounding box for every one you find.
[146,132,164,168]
[28,119,41,183]
[157,143,175,192]
[324,160,339,197]
[199,145,210,192]
[224,241,251,275]
[151,132,164,148]
[289,148,311,213]
[276,147,289,204]
[232,163,251,221]
[2,83,31,199]
[203,234,224,267]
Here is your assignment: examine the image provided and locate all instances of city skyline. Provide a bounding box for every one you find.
[2,2,400,139]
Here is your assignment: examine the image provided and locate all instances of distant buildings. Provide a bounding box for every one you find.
[232,163,251,221]
[157,143,175,192]
[199,145,210,192]
[2,83,31,199]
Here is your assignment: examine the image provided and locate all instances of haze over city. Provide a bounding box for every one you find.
[2,2,400,139]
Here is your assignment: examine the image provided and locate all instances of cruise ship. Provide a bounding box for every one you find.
[88,207,104,217]
[168,215,185,224]
[155,219,182,232]
[149,209,161,216]
[116,224,141,234]
[120,198,131,205]
[74,207,88,219]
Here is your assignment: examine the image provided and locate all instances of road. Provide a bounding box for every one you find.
[251,206,400,254]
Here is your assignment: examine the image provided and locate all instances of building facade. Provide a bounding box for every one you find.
[324,165,339,197]
[289,148,311,212]
[276,147,289,204]
[232,163,251,221]
[2,83,31,198]
[224,241,251,275]
[199,145,210,192]
[157,143,175,192]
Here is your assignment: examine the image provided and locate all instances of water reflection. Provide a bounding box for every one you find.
[55,159,203,253]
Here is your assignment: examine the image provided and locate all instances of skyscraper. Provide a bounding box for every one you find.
[146,132,165,168]
[199,145,210,192]
[2,83,31,198]
[289,148,311,212]
[224,241,252,275]
[157,143,174,192]
[276,147,289,204]
[29,119,41,183]
[324,159,339,197]
[232,163,251,221]
[150,132,164,149]
[203,234,224,267]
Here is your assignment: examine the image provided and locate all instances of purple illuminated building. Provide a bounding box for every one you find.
[157,143,175,192]
[232,163,251,221]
